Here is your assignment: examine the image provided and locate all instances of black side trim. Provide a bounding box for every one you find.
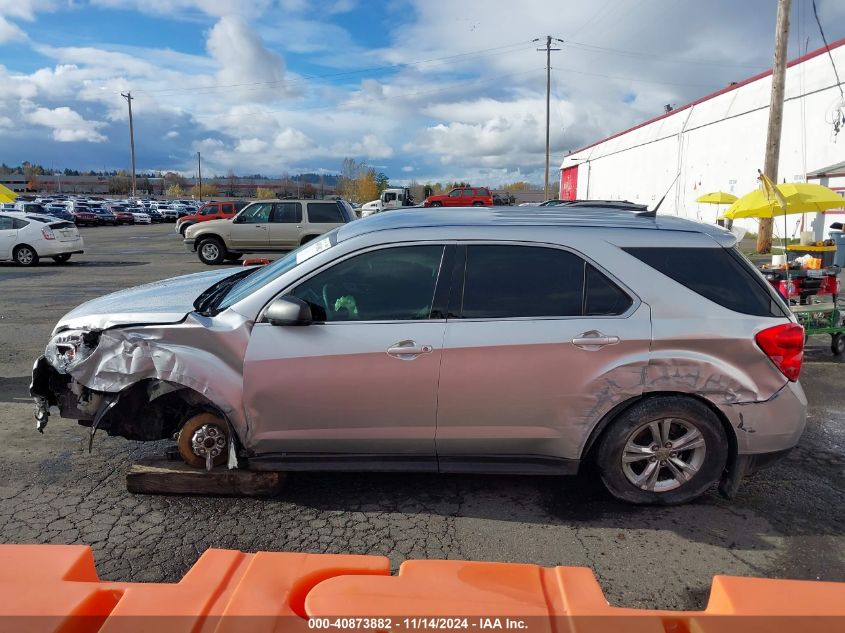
[438,454,579,475]
[248,453,438,473]
[247,452,579,476]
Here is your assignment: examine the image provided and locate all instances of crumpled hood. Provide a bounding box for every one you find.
[55,267,245,332]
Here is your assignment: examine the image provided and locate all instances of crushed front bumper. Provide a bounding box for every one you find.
[30,355,104,433]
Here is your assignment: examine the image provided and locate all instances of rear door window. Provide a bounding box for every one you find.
[222,203,235,214]
[272,202,303,223]
[307,202,343,224]
[460,245,585,318]
[12,218,29,229]
[0,216,13,230]
[623,246,788,317]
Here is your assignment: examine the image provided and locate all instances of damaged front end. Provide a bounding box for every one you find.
[31,328,105,433]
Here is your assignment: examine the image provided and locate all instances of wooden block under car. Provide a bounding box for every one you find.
[126,458,286,497]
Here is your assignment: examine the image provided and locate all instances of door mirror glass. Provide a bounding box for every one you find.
[265,296,313,326]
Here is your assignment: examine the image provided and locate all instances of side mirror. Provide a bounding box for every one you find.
[265,296,313,326]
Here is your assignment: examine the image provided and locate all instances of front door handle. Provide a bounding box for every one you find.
[571,331,620,350]
[387,340,434,360]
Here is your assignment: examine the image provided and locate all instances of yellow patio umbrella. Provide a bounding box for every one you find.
[696,191,738,205]
[723,181,844,219]
[0,183,17,204]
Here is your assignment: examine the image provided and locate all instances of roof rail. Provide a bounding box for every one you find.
[556,200,650,212]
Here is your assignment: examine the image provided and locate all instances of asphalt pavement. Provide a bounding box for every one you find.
[0,222,843,610]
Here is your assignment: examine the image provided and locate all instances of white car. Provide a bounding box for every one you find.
[0,212,84,266]
[158,206,180,221]
[129,211,151,224]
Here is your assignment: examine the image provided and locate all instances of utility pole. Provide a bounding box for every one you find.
[536,36,563,201]
[197,152,202,202]
[757,0,792,253]
[120,92,137,198]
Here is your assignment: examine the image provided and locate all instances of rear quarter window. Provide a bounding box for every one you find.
[623,246,788,318]
[307,202,344,224]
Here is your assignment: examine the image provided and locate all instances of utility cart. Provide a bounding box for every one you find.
[759,266,845,355]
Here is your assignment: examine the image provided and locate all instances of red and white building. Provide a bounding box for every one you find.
[560,38,845,235]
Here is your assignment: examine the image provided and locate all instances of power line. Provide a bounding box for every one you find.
[128,41,536,97]
[562,40,768,70]
[551,66,713,88]
[811,0,843,98]
[188,68,547,120]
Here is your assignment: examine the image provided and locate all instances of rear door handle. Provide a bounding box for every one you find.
[387,340,434,360]
[571,331,620,350]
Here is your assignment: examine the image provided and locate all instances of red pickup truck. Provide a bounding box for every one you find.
[176,201,249,235]
[423,187,493,207]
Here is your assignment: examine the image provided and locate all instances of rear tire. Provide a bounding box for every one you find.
[472,201,484,206]
[197,237,227,265]
[13,245,38,267]
[831,332,845,355]
[430,201,442,207]
[596,397,728,505]
[52,254,71,263]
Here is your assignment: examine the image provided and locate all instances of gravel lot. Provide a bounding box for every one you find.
[1,222,844,610]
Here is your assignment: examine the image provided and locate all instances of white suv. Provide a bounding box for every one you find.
[0,212,84,266]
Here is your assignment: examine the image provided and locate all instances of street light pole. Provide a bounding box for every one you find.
[197,152,202,202]
[120,92,137,198]
[536,36,562,201]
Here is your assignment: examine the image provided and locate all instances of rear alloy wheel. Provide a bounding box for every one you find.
[197,237,226,265]
[13,245,38,267]
[177,412,231,470]
[52,254,71,263]
[596,397,727,505]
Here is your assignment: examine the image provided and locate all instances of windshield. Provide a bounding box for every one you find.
[215,229,340,311]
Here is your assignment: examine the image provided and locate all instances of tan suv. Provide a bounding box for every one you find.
[184,199,356,265]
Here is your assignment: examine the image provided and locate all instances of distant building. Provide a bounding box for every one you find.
[561,38,845,234]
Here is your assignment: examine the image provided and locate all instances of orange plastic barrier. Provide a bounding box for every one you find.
[1,544,843,633]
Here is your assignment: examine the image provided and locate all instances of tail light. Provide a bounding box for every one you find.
[755,323,804,381]
[41,226,55,240]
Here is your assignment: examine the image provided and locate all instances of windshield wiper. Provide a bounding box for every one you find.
[194,269,257,315]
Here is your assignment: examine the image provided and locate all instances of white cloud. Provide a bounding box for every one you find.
[401,165,413,172]
[206,15,291,101]
[23,104,107,142]
[0,15,26,42]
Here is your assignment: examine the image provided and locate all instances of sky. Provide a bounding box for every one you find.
[0,0,844,185]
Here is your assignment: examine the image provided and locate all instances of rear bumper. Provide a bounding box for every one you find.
[719,380,807,455]
[39,239,85,256]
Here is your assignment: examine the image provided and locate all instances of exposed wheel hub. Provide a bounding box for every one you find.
[190,424,226,471]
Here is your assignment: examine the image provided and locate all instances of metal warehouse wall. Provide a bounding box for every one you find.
[561,40,845,231]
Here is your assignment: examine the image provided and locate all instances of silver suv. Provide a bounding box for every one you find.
[184,198,356,265]
[31,205,806,504]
